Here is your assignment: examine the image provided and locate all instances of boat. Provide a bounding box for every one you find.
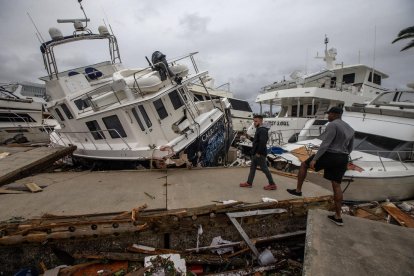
[0,83,56,144]
[189,76,253,134]
[39,3,233,168]
[270,90,414,201]
[250,36,389,145]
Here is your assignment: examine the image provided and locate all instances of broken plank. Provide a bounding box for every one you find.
[0,188,27,194]
[24,182,43,193]
[382,202,414,228]
[0,146,76,186]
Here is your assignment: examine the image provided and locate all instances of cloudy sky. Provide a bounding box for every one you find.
[0,0,413,111]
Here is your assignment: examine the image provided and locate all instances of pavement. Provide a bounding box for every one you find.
[0,167,331,221]
[303,209,414,276]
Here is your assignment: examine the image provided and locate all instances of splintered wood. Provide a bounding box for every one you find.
[382,202,414,228]
[24,182,43,193]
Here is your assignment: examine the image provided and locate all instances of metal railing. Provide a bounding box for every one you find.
[52,129,132,150]
[267,127,326,145]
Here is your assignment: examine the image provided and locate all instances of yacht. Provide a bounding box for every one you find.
[0,83,56,144]
[272,90,414,201]
[40,2,233,168]
[189,77,253,133]
[252,36,389,145]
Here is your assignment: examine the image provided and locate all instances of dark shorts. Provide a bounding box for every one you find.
[305,152,349,183]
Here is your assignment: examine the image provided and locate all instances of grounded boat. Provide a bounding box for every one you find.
[0,83,56,144]
[40,5,233,168]
[271,90,414,201]
[251,36,389,145]
[189,76,253,133]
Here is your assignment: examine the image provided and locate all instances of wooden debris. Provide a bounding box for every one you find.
[127,244,180,255]
[268,168,298,179]
[382,202,414,228]
[24,182,43,193]
[73,251,144,261]
[291,146,312,162]
[0,188,27,194]
[0,152,10,159]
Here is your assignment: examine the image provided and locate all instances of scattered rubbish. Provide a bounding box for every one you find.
[398,202,413,212]
[196,225,203,252]
[209,236,234,255]
[262,197,278,203]
[24,182,43,193]
[144,254,186,275]
[0,152,10,159]
[382,202,414,228]
[128,244,179,255]
[258,248,277,266]
[144,192,155,200]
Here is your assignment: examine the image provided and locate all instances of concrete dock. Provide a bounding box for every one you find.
[0,167,331,221]
[303,209,414,276]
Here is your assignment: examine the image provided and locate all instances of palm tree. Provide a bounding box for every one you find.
[392,26,414,51]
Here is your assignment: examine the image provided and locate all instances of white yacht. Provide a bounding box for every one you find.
[189,77,253,133]
[274,90,414,201]
[0,83,56,144]
[253,36,389,145]
[41,3,233,168]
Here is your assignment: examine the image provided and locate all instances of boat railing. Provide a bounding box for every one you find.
[353,150,414,171]
[268,127,326,145]
[53,129,132,151]
[0,114,37,128]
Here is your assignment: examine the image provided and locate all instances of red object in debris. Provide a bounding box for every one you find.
[189,264,203,275]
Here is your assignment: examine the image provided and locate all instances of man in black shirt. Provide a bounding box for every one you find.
[240,115,277,190]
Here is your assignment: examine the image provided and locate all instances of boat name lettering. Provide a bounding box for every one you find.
[270,121,290,126]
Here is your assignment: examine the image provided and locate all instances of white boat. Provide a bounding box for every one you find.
[252,36,389,145]
[189,76,253,133]
[272,90,414,202]
[0,83,56,144]
[39,3,233,168]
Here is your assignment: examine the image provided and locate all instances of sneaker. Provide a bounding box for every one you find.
[240,182,252,188]
[263,184,277,190]
[286,189,302,196]
[327,215,343,226]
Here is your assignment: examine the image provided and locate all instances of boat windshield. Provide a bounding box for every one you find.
[354,131,414,161]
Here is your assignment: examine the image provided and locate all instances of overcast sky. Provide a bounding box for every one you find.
[0,0,413,111]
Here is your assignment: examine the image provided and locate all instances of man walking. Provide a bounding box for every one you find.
[240,115,277,190]
[287,107,354,226]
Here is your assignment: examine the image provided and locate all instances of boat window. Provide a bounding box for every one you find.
[138,105,152,128]
[74,99,91,110]
[54,108,65,121]
[194,94,204,102]
[61,104,74,119]
[85,120,106,140]
[372,92,395,105]
[102,115,127,138]
[153,98,168,120]
[169,90,184,110]
[0,112,36,123]
[342,73,355,84]
[398,92,414,103]
[368,72,382,85]
[291,105,304,117]
[354,132,413,161]
[131,108,145,131]
[228,98,252,112]
[306,105,318,116]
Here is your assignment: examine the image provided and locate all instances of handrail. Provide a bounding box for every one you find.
[56,129,132,150]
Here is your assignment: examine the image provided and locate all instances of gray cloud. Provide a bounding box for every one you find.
[0,0,413,114]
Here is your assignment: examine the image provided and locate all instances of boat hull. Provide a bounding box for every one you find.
[307,173,414,202]
[58,115,233,168]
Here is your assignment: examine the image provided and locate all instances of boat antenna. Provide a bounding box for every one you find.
[27,12,46,43]
[78,0,88,29]
[102,7,115,35]
[371,25,376,83]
